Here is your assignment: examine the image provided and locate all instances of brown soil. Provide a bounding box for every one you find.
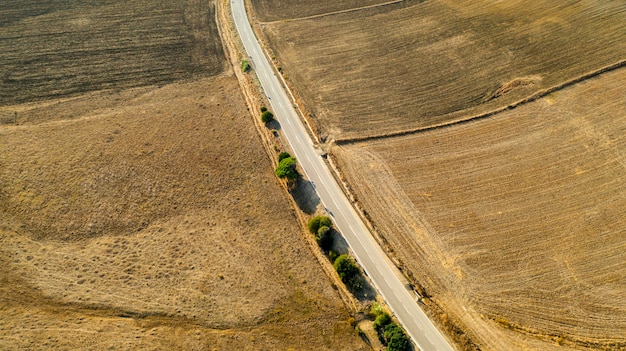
[257,0,626,139]
[0,1,368,349]
[333,68,626,350]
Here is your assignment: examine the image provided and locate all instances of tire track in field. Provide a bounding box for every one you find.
[258,0,406,24]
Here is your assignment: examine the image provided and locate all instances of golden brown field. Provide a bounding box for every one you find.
[0,0,224,105]
[0,1,367,350]
[251,0,396,22]
[255,0,626,139]
[334,68,626,351]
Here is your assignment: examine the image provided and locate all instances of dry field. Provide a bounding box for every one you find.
[0,0,224,106]
[251,0,397,22]
[334,68,626,350]
[0,1,366,350]
[255,0,626,139]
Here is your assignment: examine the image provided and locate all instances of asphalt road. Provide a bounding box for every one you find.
[231,2,455,350]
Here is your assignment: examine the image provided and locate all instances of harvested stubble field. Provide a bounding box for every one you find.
[251,0,395,22]
[0,0,224,106]
[0,1,366,350]
[255,0,626,139]
[334,68,626,351]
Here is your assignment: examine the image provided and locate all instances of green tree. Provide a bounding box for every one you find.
[334,254,362,291]
[278,151,291,162]
[275,156,298,180]
[260,106,267,113]
[373,312,392,331]
[307,215,332,234]
[261,110,274,123]
[384,323,403,342]
[387,332,410,351]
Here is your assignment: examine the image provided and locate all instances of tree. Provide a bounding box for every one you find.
[260,106,267,113]
[387,333,411,351]
[334,254,362,290]
[307,215,332,234]
[278,151,291,162]
[316,225,333,251]
[261,110,274,123]
[373,312,392,331]
[275,156,298,180]
[383,323,403,342]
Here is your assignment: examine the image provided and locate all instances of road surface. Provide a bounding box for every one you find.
[231,2,455,350]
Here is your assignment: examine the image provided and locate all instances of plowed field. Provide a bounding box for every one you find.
[334,68,626,350]
[257,0,626,139]
[0,0,224,105]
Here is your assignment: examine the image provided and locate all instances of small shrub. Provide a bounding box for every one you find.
[261,110,274,123]
[241,60,250,72]
[278,151,291,161]
[307,216,332,234]
[260,106,267,113]
[369,301,383,317]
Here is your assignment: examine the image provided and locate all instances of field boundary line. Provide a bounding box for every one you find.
[336,59,626,145]
[258,0,405,24]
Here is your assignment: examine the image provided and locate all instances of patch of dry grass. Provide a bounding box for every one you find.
[0,74,366,350]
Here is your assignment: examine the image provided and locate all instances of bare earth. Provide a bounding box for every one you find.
[334,69,626,350]
[0,0,366,349]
